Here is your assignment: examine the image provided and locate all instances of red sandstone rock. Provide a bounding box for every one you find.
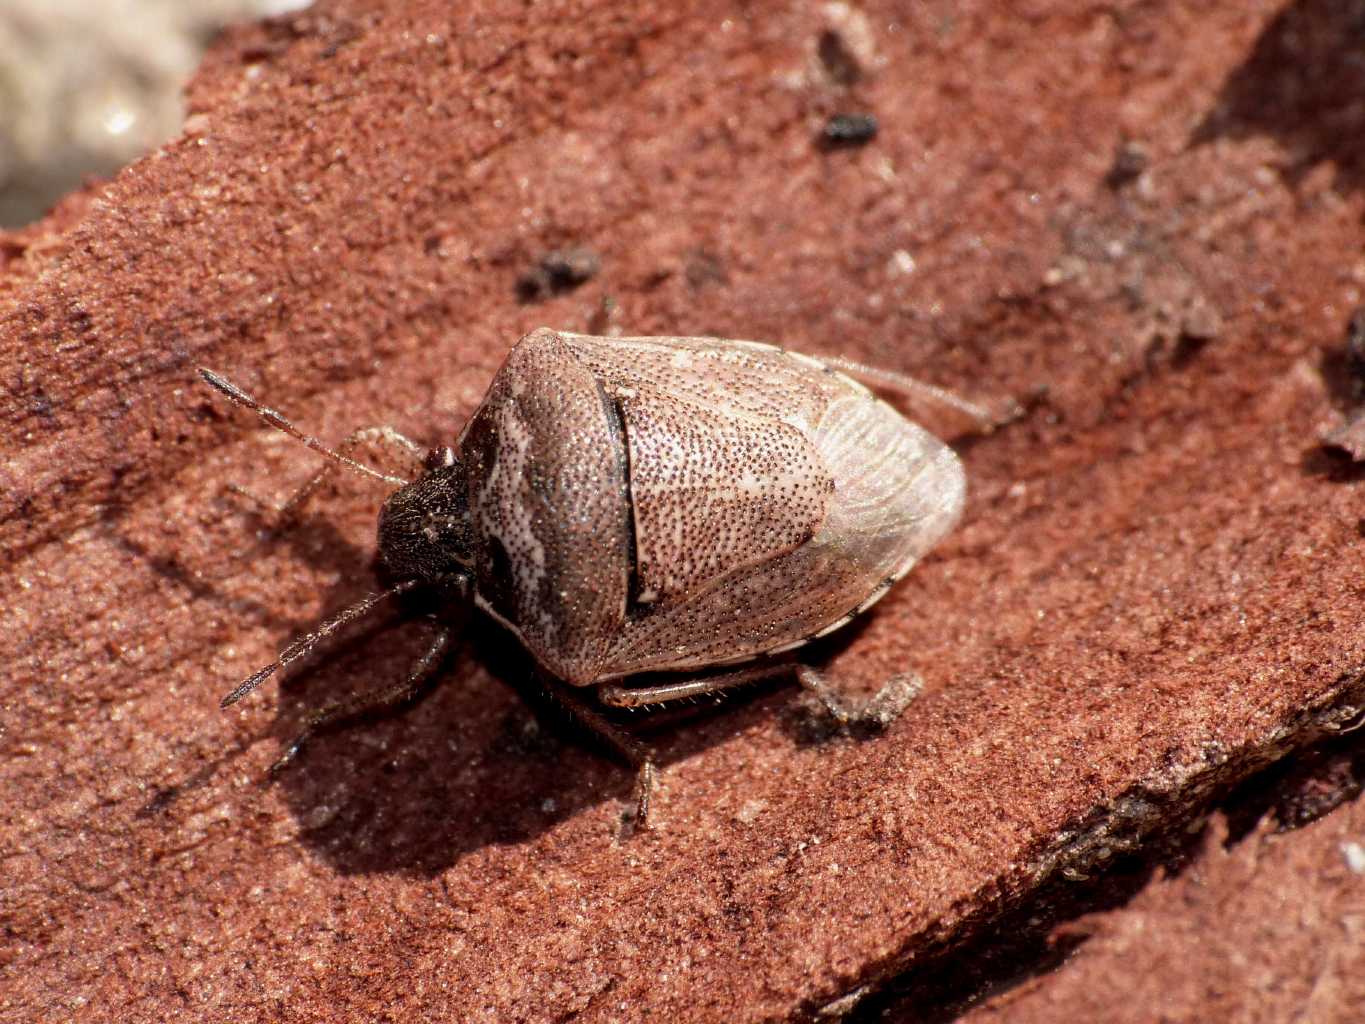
[3,2,1364,1021]
[955,798,1365,1024]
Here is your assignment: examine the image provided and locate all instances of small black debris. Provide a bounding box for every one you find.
[1105,141,1149,190]
[516,247,601,303]
[1323,305,1365,459]
[820,113,878,149]
[1346,305,1365,375]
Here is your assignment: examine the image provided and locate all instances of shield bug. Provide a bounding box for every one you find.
[202,328,989,827]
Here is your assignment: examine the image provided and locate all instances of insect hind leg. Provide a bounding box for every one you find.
[813,353,1021,434]
[795,666,923,732]
[595,660,797,710]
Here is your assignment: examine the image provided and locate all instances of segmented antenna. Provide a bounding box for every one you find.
[199,369,408,486]
[220,579,420,708]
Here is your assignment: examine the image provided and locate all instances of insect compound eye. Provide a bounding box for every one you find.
[424,446,457,471]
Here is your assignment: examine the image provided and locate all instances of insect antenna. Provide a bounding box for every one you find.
[199,369,408,486]
[220,578,420,708]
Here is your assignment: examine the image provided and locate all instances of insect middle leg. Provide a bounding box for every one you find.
[539,676,661,831]
[233,425,426,524]
[794,666,923,730]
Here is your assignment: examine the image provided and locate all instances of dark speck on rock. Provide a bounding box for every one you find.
[1105,141,1149,190]
[516,247,602,303]
[820,114,878,149]
[817,29,863,86]
[1346,305,1365,375]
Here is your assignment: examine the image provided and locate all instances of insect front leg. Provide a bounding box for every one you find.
[795,666,923,731]
[232,425,427,525]
[269,607,461,774]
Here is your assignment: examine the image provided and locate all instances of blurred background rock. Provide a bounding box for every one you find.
[0,0,312,226]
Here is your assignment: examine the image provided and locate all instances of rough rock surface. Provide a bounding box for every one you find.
[956,799,1365,1024]
[3,1,1364,1021]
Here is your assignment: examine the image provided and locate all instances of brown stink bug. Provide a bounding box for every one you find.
[202,328,989,827]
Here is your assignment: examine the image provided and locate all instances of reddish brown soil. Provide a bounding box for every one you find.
[3,1,1364,1021]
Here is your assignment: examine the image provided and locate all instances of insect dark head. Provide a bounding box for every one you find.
[377,450,476,585]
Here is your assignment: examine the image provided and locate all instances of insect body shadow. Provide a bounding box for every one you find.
[265,601,802,876]
[1191,0,1365,194]
[253,545,874,876]
[121,487,879,861]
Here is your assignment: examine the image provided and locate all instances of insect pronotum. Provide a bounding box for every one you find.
[202,328,988,828]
